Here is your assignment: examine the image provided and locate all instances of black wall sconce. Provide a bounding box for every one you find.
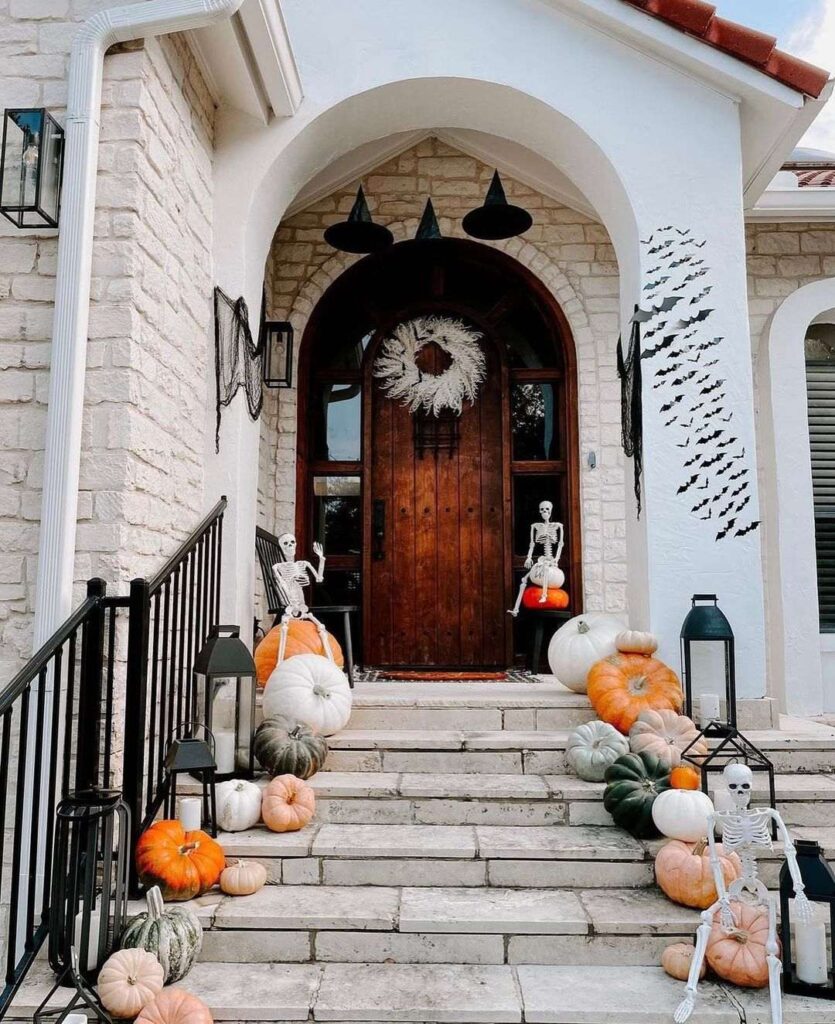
[0,108,63,228]
[262,319,294,388]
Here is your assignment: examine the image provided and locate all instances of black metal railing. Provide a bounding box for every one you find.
[122,497,226,855]
[0,496,227,1013]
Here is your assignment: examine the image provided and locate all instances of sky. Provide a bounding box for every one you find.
[718,0,835,153]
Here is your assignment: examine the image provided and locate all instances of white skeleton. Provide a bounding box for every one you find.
[508,500,565,616]
[674,763,813,1024]
[272,534,335,665]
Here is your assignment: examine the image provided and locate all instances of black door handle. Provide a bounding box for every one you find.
[373,499,385,561]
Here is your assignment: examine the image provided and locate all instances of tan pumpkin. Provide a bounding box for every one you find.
[655,838,742,909]
[262,774,316,833]
[629,709,707,767]
[616,630,658,655]
[97,948,165,1019]
[255,621,344,686]
[136,987,213,1024]
[587,653,683,734]
[661,942,706,982]
[706,901,776,988]
[220,858,267,896]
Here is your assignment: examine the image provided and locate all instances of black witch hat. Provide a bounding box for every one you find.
[462,170,532,240]
[415,198,442,240]
[324,186,394,253]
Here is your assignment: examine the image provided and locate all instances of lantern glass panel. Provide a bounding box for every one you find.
[263,321,293,388]
[686,641,730,722]
[1,109,62,228]
[780,839,835,998]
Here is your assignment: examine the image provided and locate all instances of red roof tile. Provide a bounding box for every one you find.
[622,0,831,97]
[796,169,835,188]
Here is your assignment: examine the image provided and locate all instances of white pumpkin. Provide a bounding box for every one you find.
[215,778,262,832]
[566,720,629,781]
[651,788,715,842]
[263,654,352,736]
[547,613,623,693]
[615,629,658,655]
[529,563,565,589]
[220,858,267,896]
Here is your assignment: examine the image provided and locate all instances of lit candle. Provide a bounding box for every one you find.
[698,693,721,725]
[795,915,829,985]
[215,730,235,774]
[73,905,101,971]
[179,797,202,833]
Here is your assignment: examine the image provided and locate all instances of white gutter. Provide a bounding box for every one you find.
[33,0,245,647]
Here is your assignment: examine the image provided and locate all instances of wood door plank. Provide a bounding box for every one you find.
[436,444,461,666]
[479,351,506,666]
[390,399,417,665]
[457,393,484,666]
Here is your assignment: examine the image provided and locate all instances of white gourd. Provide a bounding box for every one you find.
[263,654,352,735]
[215,778,262,832]
[566,720,630,781]
[651,788,715,842]
[547,613,623,693]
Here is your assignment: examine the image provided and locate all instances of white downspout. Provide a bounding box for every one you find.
[33,0,245,647]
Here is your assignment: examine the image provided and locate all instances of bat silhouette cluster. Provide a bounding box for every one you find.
[637,227,760,541]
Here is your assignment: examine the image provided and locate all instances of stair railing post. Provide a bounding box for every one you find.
[76,578,107,791]
[123,577,150,892]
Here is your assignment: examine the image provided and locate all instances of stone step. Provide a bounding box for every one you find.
[324,724,835,774]
[306,770,835,827]
[185,885,702,966]
[13,961,833,1021]
[216,822,835,889]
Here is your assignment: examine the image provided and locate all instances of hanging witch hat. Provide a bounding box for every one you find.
[462,170,532,240]
[415,198,442,240]
[324,185,394,254]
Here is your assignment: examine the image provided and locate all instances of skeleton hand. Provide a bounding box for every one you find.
[524,558,533,570]
[673,994,695,1024]
[719,898,736,933]
[313,542,324,559]
[793,891,814,924]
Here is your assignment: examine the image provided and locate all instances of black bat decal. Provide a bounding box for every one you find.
[644,276,670,291]
[677,475,700,494]
[660,394,685,413]
[734,520,760,538]
[677,439,690,449]
[632,296,682,322]
[691,496,711,513]
[642,333,681,359]
[698,379,725,396]
[696,430,724,446]
[648,239,675,254]
[690,286,713,304]
[676,309,714,329]
[716,518,737,541]
[670,255,694,268]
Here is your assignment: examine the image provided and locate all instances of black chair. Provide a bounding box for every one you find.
[255,526,358,686]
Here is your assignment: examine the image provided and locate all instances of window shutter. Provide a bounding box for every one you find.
[806,361,835,630]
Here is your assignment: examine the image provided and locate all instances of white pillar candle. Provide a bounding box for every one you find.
[214,730,236,774]
[698,693,721,725]
[73,905,100,971]
[179,796,202,833]
[64,1015,88,1024]
[795,917,829,985]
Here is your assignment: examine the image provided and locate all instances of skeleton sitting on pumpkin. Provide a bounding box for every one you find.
[673,762,813,1024]
[272,533,335,665]
[508,500,565,616]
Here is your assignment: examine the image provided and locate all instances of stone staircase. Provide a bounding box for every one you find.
[15,681,835,1022]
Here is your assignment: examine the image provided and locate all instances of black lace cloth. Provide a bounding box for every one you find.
[214,286,263,452]
[617,315,643,516]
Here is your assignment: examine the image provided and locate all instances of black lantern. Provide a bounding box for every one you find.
[324,185,393,254]
[193,625,257,781]
[462,170,532,241]
[0,108,63,228]
[681,594,736,735]
[780,840,835,999]
[262,319,293,388]
[36,790,129,1022]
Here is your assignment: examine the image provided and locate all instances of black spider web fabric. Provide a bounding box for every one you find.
[617,314,643,517]
[214,286,264,452]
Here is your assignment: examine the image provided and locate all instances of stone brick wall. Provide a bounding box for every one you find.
[0,2,214,677]
[258,137,628,622]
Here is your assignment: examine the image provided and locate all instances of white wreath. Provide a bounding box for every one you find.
[373,316,486,416]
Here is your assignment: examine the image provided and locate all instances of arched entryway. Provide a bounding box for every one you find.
[296,238,580,670]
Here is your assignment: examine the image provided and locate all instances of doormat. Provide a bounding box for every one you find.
[357,669,537,683]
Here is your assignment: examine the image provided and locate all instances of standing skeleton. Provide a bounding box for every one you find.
[508,500,565,616]
[272,534,335,665]
[674,763,812,1024]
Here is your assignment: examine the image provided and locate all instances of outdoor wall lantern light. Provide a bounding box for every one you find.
[680,593,736,735]
[0,108,63,228]
[262,319,294,388]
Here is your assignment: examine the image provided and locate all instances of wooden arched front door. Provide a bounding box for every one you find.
[296,238,580,671]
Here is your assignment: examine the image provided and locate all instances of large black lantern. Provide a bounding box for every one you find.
[780,840,835,999]
[681,594,736,735]
[262,319,293,388]
[0,108,63,228]
[193,625,257,781]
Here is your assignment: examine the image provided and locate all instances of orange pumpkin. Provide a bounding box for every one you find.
[135,820,225,902]
[670,765,701,790]
[255,621,344,686]
[655,838,742,909]
[587,652,683,733]
[706,901,776,988]
[136,987,213,1024]
[261,774,316,833]
[522,587,569,611]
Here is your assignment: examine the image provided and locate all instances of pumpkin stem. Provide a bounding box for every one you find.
[146,885,164,921]
[577,620,590,634]
[179,841,199,854]
[693,838,708,857]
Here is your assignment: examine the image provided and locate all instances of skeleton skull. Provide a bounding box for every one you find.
[723,762,753,810]
[539,501,553,522]
[278,533,297,561]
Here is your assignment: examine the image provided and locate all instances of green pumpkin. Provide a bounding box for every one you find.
[120,885,202,982]
[603,751,671,839]
[254,714,329,780]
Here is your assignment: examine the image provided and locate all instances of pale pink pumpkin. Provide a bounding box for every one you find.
[261,774,316,832]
